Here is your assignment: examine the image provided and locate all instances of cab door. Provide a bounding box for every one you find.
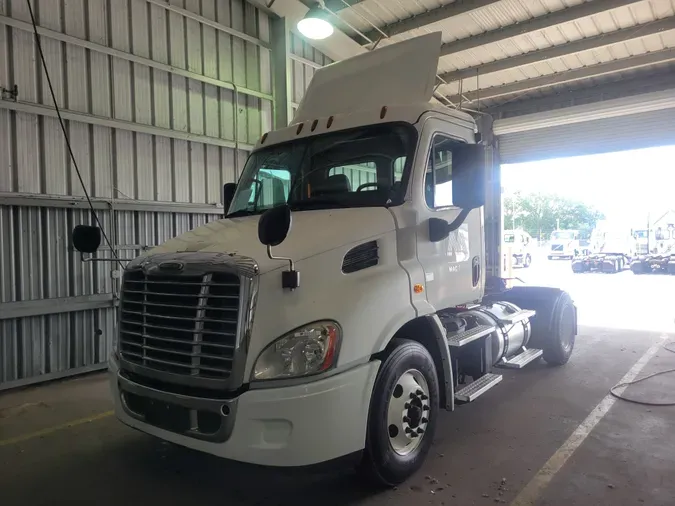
[414,119,484,310]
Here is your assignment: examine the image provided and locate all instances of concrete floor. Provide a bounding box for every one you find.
[2,323,674,506]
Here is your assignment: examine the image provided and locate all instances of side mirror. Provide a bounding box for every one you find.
[452,144,486,210]
[258,204,292,247]
[223,183,237,211]
[72,225,102,253]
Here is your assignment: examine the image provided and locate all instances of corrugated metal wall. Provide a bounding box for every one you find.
[289,31,332,118]
[0,0,287,389]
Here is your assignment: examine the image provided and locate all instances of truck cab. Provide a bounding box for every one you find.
[71,33,577,486]
[548,229,580,260]
[503,229,533,268]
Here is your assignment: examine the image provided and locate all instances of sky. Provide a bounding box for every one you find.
[501,144,675,227]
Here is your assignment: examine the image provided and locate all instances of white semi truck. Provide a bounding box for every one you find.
[547,229,581,260]
[571,221,634,273]
[71,33,577,486]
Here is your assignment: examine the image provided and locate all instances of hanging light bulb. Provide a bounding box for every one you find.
[297,4,334,40]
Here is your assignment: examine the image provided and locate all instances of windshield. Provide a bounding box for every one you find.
[504,234,515,243]
[227,123,416,216]
[551,231,575,241]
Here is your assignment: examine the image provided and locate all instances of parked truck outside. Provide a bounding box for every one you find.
[547,229,580,260]
[572,222,634,273]
[71,33,577,486]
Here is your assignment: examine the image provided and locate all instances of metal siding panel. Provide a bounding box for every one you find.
[131,0,150,58]
[231,0,246,87]
[156,212,174,243]
[1,320,19,382]
[247,96,261,144]
[16,206,44,301]
[88,0,108,45]
[135,132,155,200]
[42,117,67,195]
[13,28,38,102]
[190,141,206,203]
[189,78,204,134]
[175,212,191,235]
[43,207,71,299]
[15,112,40,193]
[173,139,190,202]
[115,129,135,198]
[0,205,16,303]
[112,57,133,121]
[171,74,189,131]
[499,108,675,164]
[92,125,113,199]
[134,63,153,125]
[0,109,14,192]
[37,35,66,108]
[206,144,221,203]
[153,69,171,128]
[220,88,235,141]
[236,93,247,143]
[221,146,236,184]
[67,122,92,197]
[204,83,220,137]
[202,0,218,78]
[90,52,112,117]
[155,136,172,200]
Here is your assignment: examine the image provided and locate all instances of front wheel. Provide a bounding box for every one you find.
[523,254,532,268]
[358,339,439,486]
[542,292,576,366]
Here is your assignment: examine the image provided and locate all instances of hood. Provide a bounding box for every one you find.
[144,207,396,273]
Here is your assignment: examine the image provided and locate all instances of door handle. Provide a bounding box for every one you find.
[472,256,480,287]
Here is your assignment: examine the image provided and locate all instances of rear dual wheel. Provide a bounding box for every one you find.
[359,340,439,487]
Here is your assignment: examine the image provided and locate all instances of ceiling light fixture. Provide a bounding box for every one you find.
[297,4,334,40]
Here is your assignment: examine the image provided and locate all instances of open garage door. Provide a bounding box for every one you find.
[494,90,675,164]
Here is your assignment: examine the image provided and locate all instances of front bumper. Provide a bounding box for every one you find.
[110,357,380,467]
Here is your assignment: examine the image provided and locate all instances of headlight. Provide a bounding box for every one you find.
[252,321,341,381]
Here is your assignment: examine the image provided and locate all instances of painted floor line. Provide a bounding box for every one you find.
[0,410,114,447]
[509,334,667,506]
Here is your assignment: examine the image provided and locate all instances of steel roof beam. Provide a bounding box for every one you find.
[439,0,644,57]
[361,0,500,42]
[488,69,675,116]
[450,48,675,103]
[440,17,675,82]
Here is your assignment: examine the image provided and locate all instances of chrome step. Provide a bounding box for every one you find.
[498,309,536,325]
[454,373,502,403]
[446,324,496,347]
[497,347,543,369]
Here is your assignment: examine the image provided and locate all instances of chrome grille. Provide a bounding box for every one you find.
[119,270,240,379]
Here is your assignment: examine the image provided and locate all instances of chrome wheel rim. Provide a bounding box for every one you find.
[387,369,430,456]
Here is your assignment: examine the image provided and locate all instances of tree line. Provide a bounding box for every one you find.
[504,192,605,242]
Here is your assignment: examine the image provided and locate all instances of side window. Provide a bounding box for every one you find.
[329,161,377,191]
[425,135,454,208]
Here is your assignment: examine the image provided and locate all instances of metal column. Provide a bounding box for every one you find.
[477,115,503,278]
[271,17,293,129]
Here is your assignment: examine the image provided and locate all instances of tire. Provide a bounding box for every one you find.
[358,339,439,487]
[523,254,532,268]
[542,292,576,366]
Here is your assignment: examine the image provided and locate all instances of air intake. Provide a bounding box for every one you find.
[342,241,379,274]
